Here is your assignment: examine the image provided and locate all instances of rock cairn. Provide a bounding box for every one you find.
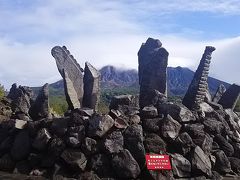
[0,38,239,180]
[182,46,216,110]
[52,46,100,111]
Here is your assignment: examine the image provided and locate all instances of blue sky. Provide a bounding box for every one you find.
[0,0,240,89]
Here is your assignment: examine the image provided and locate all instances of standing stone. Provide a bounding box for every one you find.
[82,62,100,111]
[182,46,216,110]
[29,83,50,120]
[138,38,168,108]
[63,70,81,109]
[218,83,240,109]
[51,46,84,107]
[7,84,33,115]
[212,84,226,103]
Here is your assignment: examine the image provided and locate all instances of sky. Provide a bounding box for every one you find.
[0,0,240,89]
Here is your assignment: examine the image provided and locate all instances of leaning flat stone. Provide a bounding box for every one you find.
[82,62,100,111]
[51,46,84,106]
[191,146,212,177]
[63,70,81,110]
[88,115,114,138]
[111,149,140,179]
[171,153,191,178]
[182,46,215,110]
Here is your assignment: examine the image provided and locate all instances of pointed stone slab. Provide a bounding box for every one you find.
[218,83,240,109]
[29,83,50,120]
[82,62,100,111]
[63,70,81,110]
[138,38,169,108]
[212,84,226,103]
[182,46,216,110]
[51,46,84,106]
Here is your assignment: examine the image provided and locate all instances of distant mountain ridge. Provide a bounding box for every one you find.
[34,65,230,98]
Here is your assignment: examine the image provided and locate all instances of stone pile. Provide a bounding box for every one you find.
[0,39,239,180]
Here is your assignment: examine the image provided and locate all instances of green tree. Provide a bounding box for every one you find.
[0,84,5,99]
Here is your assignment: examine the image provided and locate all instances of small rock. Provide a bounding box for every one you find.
[88,114,114,138]
[78,171,100,180]
[190,146,212,177]
[141,106,158,118]
[214,135,234,157]
[11,130,30,161]
[111,149,140,179]
[61,149,87,171]
[144,133,166,153]
[103,131,124,154]
[175,132,194,155]
[51,117,69,137]
[142,118,161,133]
[171,153,191,178]
[15,119,27,129]
[32,128,51,151]
[114,117,128,129]
[129,115,140,124]
[81,137,98,155]
[228,157,240,174]
[161,115,181,140]
[203,118,224,134]
[213,150,231,174]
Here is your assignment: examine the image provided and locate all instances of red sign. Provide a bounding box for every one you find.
[146,154,172,170]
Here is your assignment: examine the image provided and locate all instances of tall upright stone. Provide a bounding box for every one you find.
[218,84,240,109]
[51,46,84,108]
[82,62,100,111]
[182,46,216,110]
[212,84,226,103]
[138,38,168,108]
[29,83,50,120]
[7,83,33,115]
[63,70,81,110]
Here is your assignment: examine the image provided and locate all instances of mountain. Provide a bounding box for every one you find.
[33,65,230,98]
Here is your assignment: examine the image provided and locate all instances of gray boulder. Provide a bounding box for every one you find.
[111,149,140,179]
[171,153,191,178]
[103,131,124,154]
[161,115,182,140]
[144,133,166,153]
[88,114,114,138]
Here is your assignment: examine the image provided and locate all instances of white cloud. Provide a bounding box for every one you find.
[0,0,240,89]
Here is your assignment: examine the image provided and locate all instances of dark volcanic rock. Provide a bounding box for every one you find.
[213,150,231,174]
[184,123,205,138]
[111,149,140,179]
[175,132,194,155]
[141,106,158,118]
[214,135,234,157]
[61,149,87,171]
[193,133,213,156]
[123,124,146,169]
[11,130,30,161]
[142,118,161,133]
[83,62,100,111]
[0,154,15,171]
[32,128,51,151]
[78,171,101,180]
[51,45,84,107]
[51,117,69,137]
[171,153,191,178]
[81,137,98,156]
[190,146,212,177]
[161,115,181,140]
[158,103,196,123]
[88,114,114,138]
[88,154,114,178]
[218,83,240,109]
[228,157,240,174]
[7,84,33,115]
[138,38,168,108]
[29,83,50,120]
[203,118,224,134]
[144,133,166,153]
[103,131,124,154]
